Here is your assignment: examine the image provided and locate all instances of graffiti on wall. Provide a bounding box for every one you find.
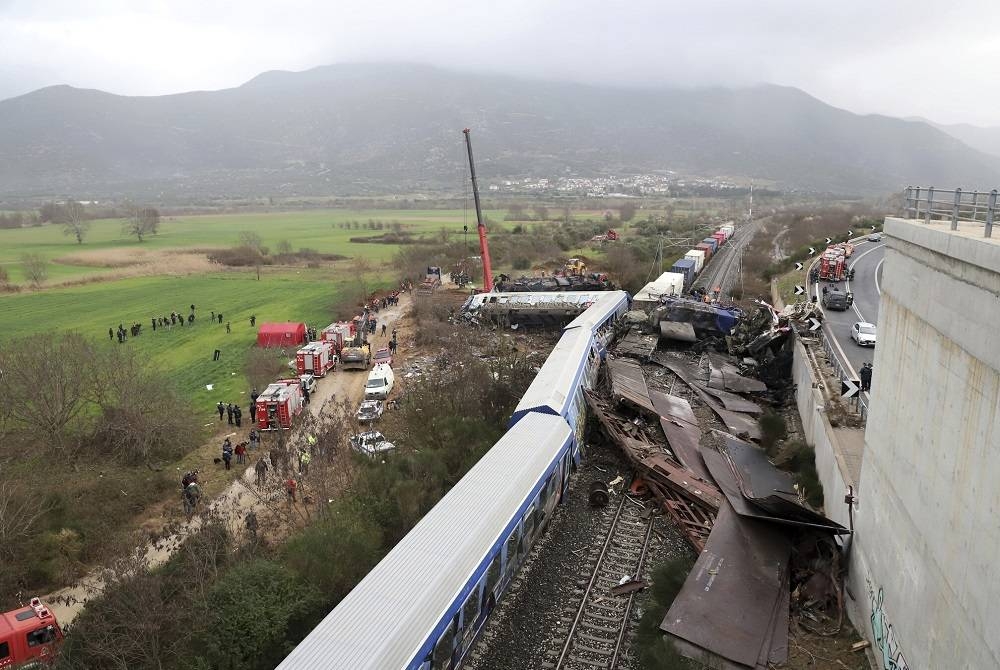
[867,576,910,670]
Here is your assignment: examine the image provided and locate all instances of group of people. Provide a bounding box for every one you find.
[859,362,874,392]
[217,401,246,427]
[109,322,144,343]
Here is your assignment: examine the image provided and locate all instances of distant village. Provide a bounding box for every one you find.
[487,172,748,197]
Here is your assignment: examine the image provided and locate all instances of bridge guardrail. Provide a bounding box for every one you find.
[816,324,868,422]
[904,186,998,238]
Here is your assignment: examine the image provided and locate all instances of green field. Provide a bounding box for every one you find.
[0,208,506,284]
[0,270,359,411]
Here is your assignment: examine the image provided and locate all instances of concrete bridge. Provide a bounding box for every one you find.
[795,193,1000,669]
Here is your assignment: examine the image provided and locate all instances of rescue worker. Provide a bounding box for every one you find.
[270,447,283,474]
[860,363,873,392]
[109,327,114,340]
[234,404,242,427]
[218,313,223,324]
[183,481,201,518]
[382,323,387,337]
[152,318,156,332]
[285,477,297,503]
[226,321,231,334]
[300,450,311,476]
[245,510,258,540]
[250,314,256,327]
[254,456,268,487]
[302,385,310,405]
[222,438,233,470]
[235,440,247,465]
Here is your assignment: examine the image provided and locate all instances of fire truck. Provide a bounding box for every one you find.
[818,246,855,282]
[255,380,304,430]
[295,341,336,377]
[0,598,63,668]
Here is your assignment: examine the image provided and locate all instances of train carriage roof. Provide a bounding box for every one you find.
[276,413,572,670]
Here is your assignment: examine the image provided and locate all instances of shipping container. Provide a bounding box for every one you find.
[695,243,714,260]
[670,258,697,287]
[701,237,719,253]
[633,272,687,311]
[712,232,726,247]
[684,249,706,273]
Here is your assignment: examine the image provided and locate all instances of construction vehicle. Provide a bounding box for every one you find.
[565,258,587,276]
[463,129,495,293]
[416,267,442,295]
[818,246,854,282]
[0,598,64,667]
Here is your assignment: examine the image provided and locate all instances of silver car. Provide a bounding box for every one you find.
[851,321,877,347]
[350,430,396,457]
[356,399,384,423]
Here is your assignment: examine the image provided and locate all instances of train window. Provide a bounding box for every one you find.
[539,476,551,509]
[461,583,481,628]
[0,642,8,659]
[522,506,536,543]
[484,554,501,596]
[432,620,456,670]
[504,527,519,572]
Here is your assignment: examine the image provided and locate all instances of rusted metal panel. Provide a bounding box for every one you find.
[607,356,656,414]
[648,388,710,480]
[711,433,848,534]
[707,351,768,394]
[661,503,791,669]
[640,454,722,511]
[645,480,715,551]
[695,384,763,414]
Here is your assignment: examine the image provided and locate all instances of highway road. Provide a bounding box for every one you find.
[813,238,885,395]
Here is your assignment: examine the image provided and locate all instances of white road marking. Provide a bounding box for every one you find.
[875,258,884,295]
[845,243,882,324]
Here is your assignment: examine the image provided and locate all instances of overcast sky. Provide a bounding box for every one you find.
[2,0,998,126]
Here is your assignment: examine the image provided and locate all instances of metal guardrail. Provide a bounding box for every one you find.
[904,186,998,238]
[817,327,868,422]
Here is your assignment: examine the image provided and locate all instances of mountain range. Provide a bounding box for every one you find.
[1,63,999,199]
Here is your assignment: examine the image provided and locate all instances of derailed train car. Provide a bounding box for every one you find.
[277,290,631,670]
[275,414,573,670]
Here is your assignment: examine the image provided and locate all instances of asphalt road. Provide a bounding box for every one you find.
[813,238,885,392]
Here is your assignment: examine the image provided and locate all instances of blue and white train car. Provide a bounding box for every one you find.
[508,326,600,463]
[563,290,630,355]
[276,413,573,670]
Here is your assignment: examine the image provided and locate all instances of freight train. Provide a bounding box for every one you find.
[276,290,631,670]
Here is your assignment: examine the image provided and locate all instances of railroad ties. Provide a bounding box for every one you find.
[544,495,655,670]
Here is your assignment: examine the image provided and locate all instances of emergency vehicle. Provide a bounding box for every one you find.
[818,246,854,282]
[295,341,336,377]
[321,321,354,353]
[0,598,63,668]
[255,381,304,430]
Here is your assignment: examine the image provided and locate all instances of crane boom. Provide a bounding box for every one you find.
[463,128,494,293]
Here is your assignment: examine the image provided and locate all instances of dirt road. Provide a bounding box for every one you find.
[45,294,413,626]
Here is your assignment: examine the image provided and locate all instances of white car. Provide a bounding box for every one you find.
[356,399,384,423]
[868,232,882,242]
[851,321,877,347]
[350,430,396,457]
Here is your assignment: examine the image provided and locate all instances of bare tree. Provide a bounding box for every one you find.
[60,200,90,244]
[20,253,48,286]
[237,230,266,279]
[0,480,52,560]
[122,204,160,242]
[275,239,293,255]
[351,256,373,303]
[604,245,643,292]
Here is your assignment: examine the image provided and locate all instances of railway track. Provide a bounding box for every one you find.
[692,217,764,298]
[545,494,655,670]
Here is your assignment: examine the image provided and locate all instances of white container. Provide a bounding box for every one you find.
[684,249,706,273]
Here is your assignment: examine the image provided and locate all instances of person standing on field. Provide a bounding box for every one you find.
[217,402,225,421]
[234,404,242,427]
[226,403,234,425]
[254,457,268,488]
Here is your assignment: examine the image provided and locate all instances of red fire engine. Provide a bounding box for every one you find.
[0,598,63,668]
[321,321,355,353]
[295,341,336,377]
[255,381,304,430]
[818,246,854,281]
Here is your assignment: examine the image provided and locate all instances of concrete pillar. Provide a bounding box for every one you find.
[848,216,1000,669]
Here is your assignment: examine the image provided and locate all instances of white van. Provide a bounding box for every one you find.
[364,364,395,400]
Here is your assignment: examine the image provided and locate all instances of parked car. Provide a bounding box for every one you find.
[298,374,317,393]
[364,364,396,400]
[350,430,396,457]
[372,346,393,367]
[356,399,384,423]
[868,232,882,242]
[851,321,877,347]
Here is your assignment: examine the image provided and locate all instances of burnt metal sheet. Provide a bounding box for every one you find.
[649,389,709,479]
[659,320,698,342]
[652,357,761,440]
[607,357,656,414]
[644,479,716,551]
[707,351,768,394]
[661,503,791,668]
[615,329,658,360]
[695,384,763,415]
[716,433,848,534]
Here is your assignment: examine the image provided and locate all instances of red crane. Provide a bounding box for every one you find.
[463,128,494,293]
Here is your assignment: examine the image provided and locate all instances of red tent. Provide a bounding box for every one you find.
[256,322,306,348]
